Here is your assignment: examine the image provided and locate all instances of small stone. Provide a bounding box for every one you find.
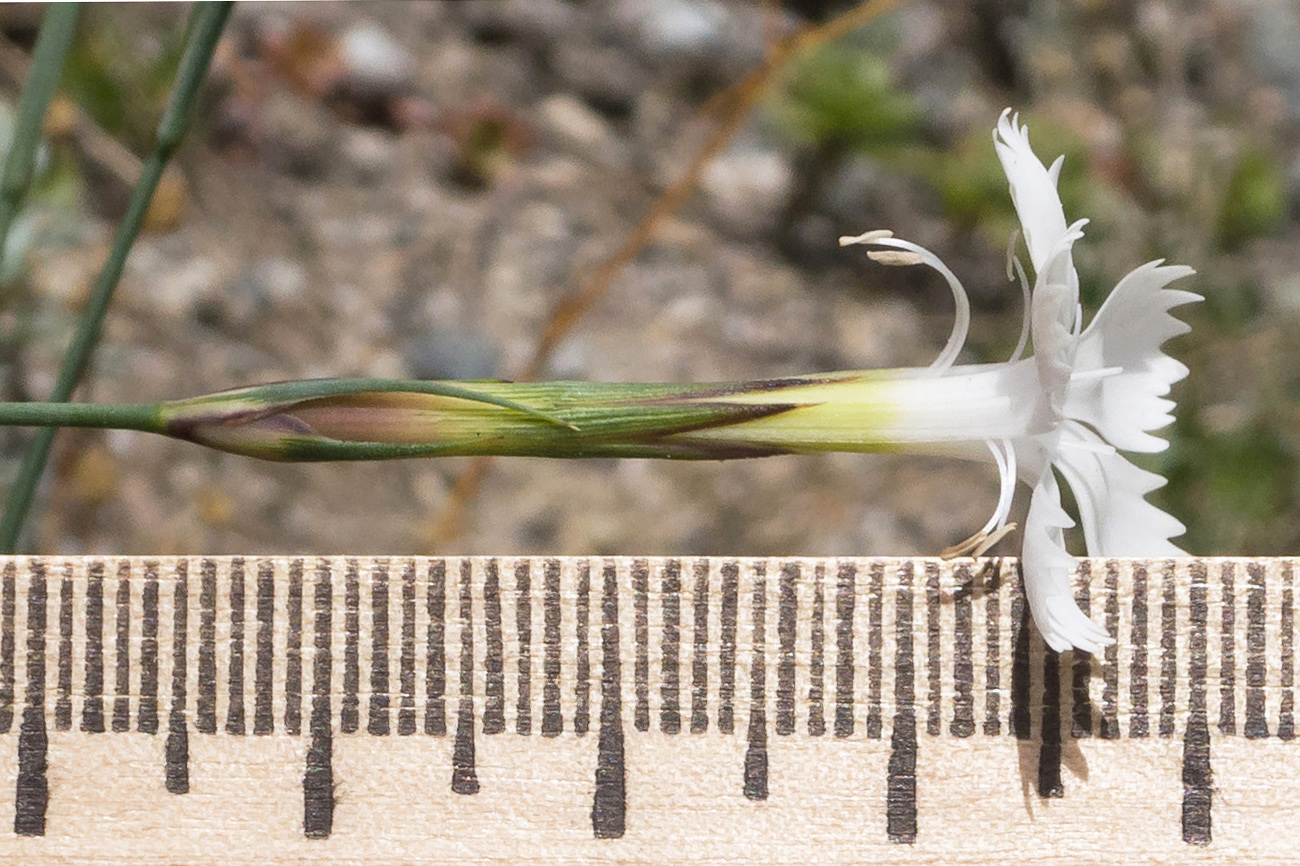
[700,143,793,237]
[550,40,649,117]
[260,91,335,179]
[536,94,621,164]
[338,22,415,94]
[196,256,305,330]
[341,127,396,182]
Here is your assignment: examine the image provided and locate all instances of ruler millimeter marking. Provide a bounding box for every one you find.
[0,556,1295,864]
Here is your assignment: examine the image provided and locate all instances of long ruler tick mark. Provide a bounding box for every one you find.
[304,561,334,838]
[451,560,480,794]
[592,561,625,839]
[14,561,47,836]
[166,562,190,795]
[886,562,917,844]
[1182,560,1212,845]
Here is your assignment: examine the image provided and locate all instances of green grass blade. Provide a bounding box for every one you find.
[0,4,81,280]
[0,1,234,552]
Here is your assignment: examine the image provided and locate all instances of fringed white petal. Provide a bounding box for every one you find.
[1021,468,1115,654]
[994,109,1070,280]
[1067,260,1201,452]
[1053,420,1187,556]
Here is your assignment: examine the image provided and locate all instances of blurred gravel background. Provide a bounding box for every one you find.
[0,0,1296,558]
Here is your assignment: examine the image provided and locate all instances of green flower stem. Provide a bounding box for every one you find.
[0,4,80,274]
[0,401,162,433]
[0,1,233,552]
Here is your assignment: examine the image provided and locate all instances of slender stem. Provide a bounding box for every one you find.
[0,401,162,432]
[0,5,81,276]
[0,2,234,552]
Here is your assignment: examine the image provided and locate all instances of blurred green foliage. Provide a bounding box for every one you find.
[768,44,919,158]
[766,35,1300,557]
[1217,148,1287,251]
[60,11,186,153]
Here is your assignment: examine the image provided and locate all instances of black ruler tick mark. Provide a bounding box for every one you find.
[886,562,917,844]
[660,560,681,735]
[744,563,768,801]
[304,561,335,838]
[452,560,479,795]
[1182,560,1212,845]
[367,561,390,737]
[166,562,190,795]
[592,561,626,839]
[14,561,47,837]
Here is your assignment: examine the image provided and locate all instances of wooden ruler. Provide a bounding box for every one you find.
[0,555,1292,864]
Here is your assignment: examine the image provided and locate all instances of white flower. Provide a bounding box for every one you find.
[841,110,1200,653]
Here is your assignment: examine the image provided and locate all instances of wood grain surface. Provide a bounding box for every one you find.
[0,555,1292,864]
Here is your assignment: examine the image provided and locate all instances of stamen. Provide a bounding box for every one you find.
[1008,255,1031,363]
[854,235,971,376]
[980,438,1017,534]
[1005,228,1021,281]
[943,439,1020,560]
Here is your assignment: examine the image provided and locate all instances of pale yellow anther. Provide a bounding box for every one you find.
[867,249,924,267]
[838,229,894,247]
[941,523,1018,560]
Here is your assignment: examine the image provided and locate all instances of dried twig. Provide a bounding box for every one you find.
[428,0,906,547]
